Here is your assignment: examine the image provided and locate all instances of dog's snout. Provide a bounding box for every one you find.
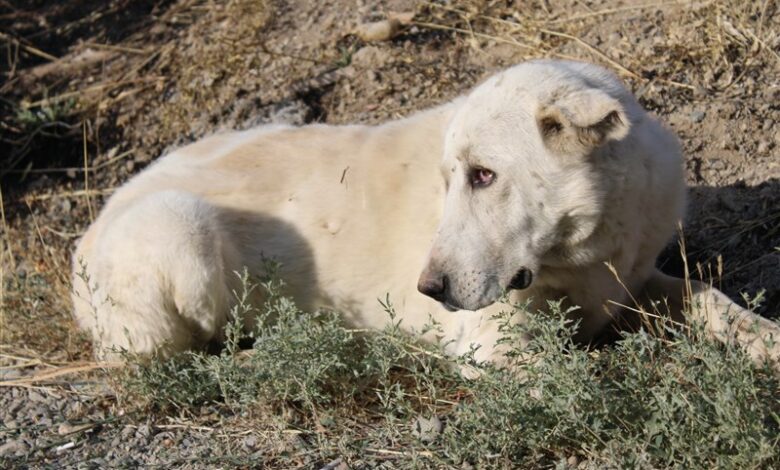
[508,267,533,290]
[417,273,448,302]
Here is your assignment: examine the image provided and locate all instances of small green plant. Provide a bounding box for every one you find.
[119,270,780,468]
[119,265,459,413]
[15,98,76,129]
[440,306,780,468]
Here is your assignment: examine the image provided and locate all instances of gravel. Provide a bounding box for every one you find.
[0,380,267,468]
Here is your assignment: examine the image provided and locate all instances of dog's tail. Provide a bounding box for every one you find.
[71,190,238,360]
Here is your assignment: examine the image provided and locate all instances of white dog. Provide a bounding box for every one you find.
[72,60,779,366]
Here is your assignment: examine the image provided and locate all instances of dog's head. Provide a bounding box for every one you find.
[418,60,633,311]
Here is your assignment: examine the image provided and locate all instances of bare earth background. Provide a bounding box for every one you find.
[0,0,778,467]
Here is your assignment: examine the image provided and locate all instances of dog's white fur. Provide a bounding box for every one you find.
[72,60,779,366]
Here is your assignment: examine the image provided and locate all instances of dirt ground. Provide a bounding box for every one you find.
[0,0,778,466]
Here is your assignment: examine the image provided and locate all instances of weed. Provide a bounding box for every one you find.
[119,271,780,468]
[14,98,76,130]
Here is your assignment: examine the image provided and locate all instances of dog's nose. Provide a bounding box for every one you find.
[508,267,533,290]
[417,274,448,302]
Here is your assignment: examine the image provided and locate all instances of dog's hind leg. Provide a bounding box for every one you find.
[71,190,239,360]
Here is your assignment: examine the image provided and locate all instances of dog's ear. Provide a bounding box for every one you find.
[537,88,630,155]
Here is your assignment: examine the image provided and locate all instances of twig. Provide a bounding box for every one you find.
[2,150,135,175]
[148,424,215,432]
[546,1,684,24]
[742,26,780,65]
[319,458,344,470]
[606,300,688,331]
[24,77,165,108]
[366,448,434,458]
[21,188,116,202]
[416,18,695,90]
[412,21,539,52]
[44,226,84,240]
[540,28,640,77]
[0,362,123,387]
[544,28,696,90]
[82,42,147,54]
[83,121,95,222]
[0,31,57,61]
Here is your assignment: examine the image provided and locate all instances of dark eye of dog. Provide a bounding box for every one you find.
[469,167,495,188]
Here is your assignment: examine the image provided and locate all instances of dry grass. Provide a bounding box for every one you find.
[417,0,778,94]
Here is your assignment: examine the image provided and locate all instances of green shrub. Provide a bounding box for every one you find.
[119,272,780,468]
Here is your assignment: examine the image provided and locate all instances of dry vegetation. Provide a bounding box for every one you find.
[0,0,779,467]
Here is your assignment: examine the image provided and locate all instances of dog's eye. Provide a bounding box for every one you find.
[469,167,495,188]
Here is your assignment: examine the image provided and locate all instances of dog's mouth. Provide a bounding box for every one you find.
[437,268,532,313]
[507,267,533,290]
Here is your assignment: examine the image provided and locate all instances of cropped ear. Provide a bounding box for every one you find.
[537,88,630,155]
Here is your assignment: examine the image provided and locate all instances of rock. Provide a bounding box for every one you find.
[136,423,153,439]
[690,110,705,123]
[351,46,391,69]
[319,457,348,470]
[412,415,443,443]
[58,422,94,436]
[355,19,402,42]
[120,425,135,440]
[243,435,258,450]
[0,368,22,380]
[15,260,31,278]
[0,439,28,457]
[31,406,50,420]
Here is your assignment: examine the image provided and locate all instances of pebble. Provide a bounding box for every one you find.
[121,425,135,439]
[58,422,94,436]
[0,369,22,380]
[690,110,705,123]
[0,439,28,457]
[355,19,402,42]
[243,435,258,450]
[28,391,46,403]
[136,423,153,439]
[412,415,443,443]
[351,46,391,69]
